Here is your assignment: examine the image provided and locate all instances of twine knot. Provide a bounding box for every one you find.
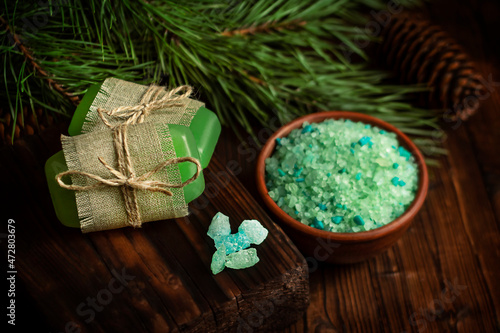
[97,85,192,127]
[56,84,200,228]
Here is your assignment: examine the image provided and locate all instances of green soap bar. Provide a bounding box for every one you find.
[68,81,221,169]
[45,124,205,228]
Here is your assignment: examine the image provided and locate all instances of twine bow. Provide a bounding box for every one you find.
[97,85,192,127]
[56,84,200,228]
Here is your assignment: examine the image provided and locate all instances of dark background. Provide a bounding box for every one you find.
[2,0,500,332]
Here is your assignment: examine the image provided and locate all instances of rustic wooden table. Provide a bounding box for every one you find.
[211,1,500,331]
[3,0,499,332]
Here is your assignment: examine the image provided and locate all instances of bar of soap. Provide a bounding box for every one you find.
[45,124,205,228]
[68,80,221,169]
[208,212,268,274]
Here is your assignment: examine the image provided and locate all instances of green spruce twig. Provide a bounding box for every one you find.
[1,0,442,156]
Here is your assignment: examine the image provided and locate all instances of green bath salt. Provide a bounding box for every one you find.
[265,118,419,232]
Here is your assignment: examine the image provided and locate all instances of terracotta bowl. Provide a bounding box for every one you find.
[256,111,428,264]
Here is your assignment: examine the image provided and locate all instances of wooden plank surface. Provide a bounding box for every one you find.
[1,122,309,332]
[210,1,500,332]
[2,0,500,332]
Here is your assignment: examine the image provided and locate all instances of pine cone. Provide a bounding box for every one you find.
[0,106,55,145]
[378,13,486,121]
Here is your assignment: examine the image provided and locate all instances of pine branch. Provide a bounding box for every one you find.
[0,0,441,157]
[220,20,306,37]
[0,15,79,106]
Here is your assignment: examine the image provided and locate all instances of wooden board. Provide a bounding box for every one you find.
[1,123,309,332]
[209,1,500,331]
[3,3,499,333]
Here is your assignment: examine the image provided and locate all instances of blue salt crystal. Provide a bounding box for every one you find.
[331,216,343,224]
[393,163,399,169]
[225,248,260,270]
[398,180,406,186]
[278,168,286,176]
[398,146,411,160]
[318,203,327,211]
[296,178,305,182]
[355,172,362,180]
[239,219,269,245]
[209,213,268,274]
[302,125,312,134]
[207,212,231,240]
[312,217,324,230]
[211,245,227,275]
[391,177,400,186]
[276,138,282,146]
[353,215,365,226]
[222,232,251,255]
[359,136,371,146]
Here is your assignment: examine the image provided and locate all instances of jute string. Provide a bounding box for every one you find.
[97,85,193,127]
[56,85,201,228]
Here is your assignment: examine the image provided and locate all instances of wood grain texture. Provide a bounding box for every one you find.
[210,2,499,332]
[1,123,309,332]
[2,1,499,332]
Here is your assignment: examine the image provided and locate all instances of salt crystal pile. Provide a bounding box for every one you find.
[265,119,418,232]
[208,212,268,274]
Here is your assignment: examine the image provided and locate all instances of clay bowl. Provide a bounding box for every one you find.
[256,111,428,264]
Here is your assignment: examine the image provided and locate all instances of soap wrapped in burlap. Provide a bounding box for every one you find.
[61,122,197,233]
[81,78,204,133]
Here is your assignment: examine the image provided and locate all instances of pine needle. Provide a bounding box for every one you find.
[0,0,443,155]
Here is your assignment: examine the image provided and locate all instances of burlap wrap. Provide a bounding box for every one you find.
[81,78,205,133]
[61,122,188,233]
